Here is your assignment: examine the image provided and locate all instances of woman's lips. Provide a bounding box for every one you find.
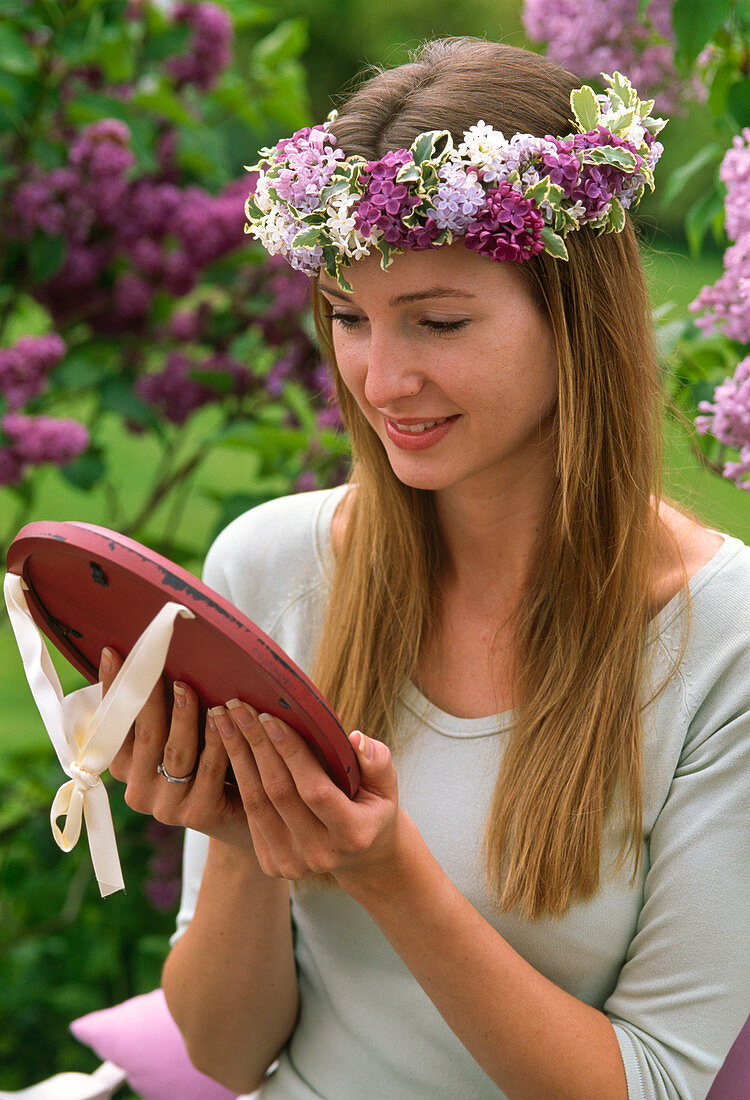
[383,414,460,451]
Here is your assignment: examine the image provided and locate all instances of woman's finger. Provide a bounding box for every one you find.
[100,647,134,782]
[159,681,200,784]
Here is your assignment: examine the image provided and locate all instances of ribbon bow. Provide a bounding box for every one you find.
[3,571,194,896]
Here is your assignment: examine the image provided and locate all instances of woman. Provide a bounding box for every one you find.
[101,38,750,1099]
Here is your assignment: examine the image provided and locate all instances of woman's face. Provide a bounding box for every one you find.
[318,241,559,502]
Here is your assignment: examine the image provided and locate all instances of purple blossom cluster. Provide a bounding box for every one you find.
[11,122,247,334]
[136,351,253,425]
[464,181,545,263]
[523,0,683,112]
[544,129,643,219]
[0,412,89,487]
[432,163,486,232]
[144,821,183,912]
[0,333,65,410]
[165,1,233,92]
[695,357,750,489]
[274,126,344,214]
[355,151,428,247]
[690,130,750,343]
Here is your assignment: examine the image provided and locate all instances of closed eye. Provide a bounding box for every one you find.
[324,312,469,336]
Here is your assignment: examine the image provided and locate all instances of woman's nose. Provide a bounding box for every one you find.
[363,334,425,410]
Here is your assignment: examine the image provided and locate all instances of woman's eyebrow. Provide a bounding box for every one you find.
[318,283,476,306]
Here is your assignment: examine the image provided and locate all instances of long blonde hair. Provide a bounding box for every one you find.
[312,38,678,919]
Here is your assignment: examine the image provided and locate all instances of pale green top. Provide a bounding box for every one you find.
[175,486,750,1100]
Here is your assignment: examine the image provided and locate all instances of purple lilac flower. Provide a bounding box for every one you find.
[0,333,65,410]
[544,129,642,219]
[690,133,750,343]
[0,447,24,486]
[695,357,750,489]
[523,0,684,112]
[69,120,134,179]
[464,181,545,263]
[432,163,486,232]
[273,127,344,215]
[144,821,183,913]
[166,2,233,92]
[354,150,421,244]
[136,352,209,424]
[2,413,88,466]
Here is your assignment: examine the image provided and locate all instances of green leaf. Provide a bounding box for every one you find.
[540,226,569,260]
[685,187,726,256]
[133,85,193,125]
[727,78,750,129]
[61,449,105,491]
[252,19,308,67]
[585,146,638,170]
[606,196,626,233]
[672,0,729,68]
[100,377,162,431]
[661,144,723,208]
[570,86,601,132]
[0,24,37,75]
[292,226,322,249]
[27,233,65,283]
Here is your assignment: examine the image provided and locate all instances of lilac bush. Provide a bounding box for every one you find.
[523,0,685,111]
[0,0,345,559]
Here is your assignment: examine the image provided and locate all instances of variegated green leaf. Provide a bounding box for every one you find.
[397,164,421,183]
[609,72,636,106]
[571,85,601,132]
[540,226,569,259]
[606,196,625,233]
[292,225,322,248]
[375,238,395,271]
[586,146,638,170]
[607,106,636,134]
[411,129,453,165]
[320,177,352,201]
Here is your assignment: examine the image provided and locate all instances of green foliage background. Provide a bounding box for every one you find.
[1,0,749,1095]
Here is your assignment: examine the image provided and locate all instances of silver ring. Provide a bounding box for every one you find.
[157,762,193,784]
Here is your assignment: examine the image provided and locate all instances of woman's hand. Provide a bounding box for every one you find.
[100,647,254,852]
[211,701,402,886]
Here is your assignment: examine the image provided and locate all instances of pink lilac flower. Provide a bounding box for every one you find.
[0,333,66,410]
[273,126,344,215]
[523,0,683,112]
[69,120,134,179]
[2,412,88,466]
[166,2,233,92]
[690,133,750,343]
[464,181,545,263]
[695,357,750,489]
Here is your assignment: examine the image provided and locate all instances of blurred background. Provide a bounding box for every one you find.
[1,0,748,1091]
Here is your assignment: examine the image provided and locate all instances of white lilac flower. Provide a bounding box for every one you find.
[504,134,558,175]
[325,191,374,259]
[432,162,486,231]
[456,121,510,181]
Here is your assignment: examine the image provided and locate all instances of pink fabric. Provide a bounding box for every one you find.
[71,988,236,1100]
[707,1013,750,1099]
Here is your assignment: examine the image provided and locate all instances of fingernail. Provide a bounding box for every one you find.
[173,682,186,708]
[259,713,284,742]
[100,648,113,675]
[210,705,235,738]
[356,730,372,759]
[227,699,254,730]
[206,710,217,732]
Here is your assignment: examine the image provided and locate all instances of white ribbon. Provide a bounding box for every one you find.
[3,571,194,897]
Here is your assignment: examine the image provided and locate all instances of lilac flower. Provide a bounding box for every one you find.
[0,333,66,410]
[464,181,545,263]
[0,447,24,486]
[355,150,421,244]
[695,357,750,489]
[136,352,209,424]
[69,120,135,179]
[523,0,684,112]
[432,163,486,232]
[166,2,233,92]
[2,412,88,466]
[691,133,750,343]
[272,126,344,215]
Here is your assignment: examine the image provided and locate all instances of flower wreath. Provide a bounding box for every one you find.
[244,72,666,291]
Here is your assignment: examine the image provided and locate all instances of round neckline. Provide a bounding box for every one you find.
[314,490,745,734]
